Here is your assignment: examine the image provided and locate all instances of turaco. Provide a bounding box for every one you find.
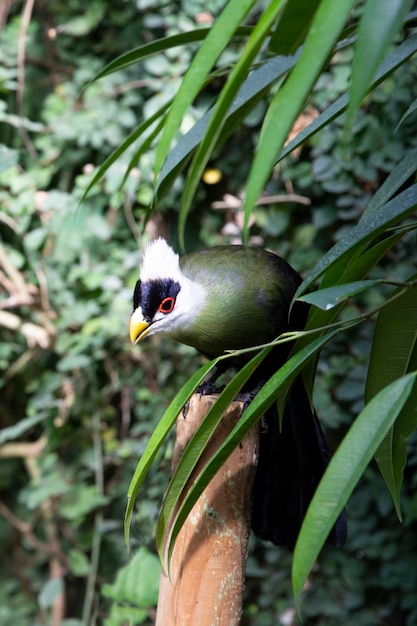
[130,237,347,549]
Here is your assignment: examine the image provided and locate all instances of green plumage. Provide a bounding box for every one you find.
[175,245,302,358]
[131,239,347,548]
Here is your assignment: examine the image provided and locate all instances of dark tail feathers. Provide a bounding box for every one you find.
[251,376,347,550]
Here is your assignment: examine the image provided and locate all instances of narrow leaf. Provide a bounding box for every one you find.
[79,101,170,206]
[163,329,340,567]
[395,95,417,130]
[294,185,417,299]
[118,115,167,195]
[279,35,417,162]
[156,35,417,201]
[292,373,417,600]
[124,358,219,545]
[154,0,256,179]
[242,0,357,239]
[92,27,253,81]
[177,0,287,248]
[156,346,273,562]
[366,285,417,400]
[347,0,413,127]
[269,0,321,55]
[364,147,417,215]
[92,30,212,80]
[0,412,47,445]
[366,285,417,517]
[158,53,299,191]
[298,280,383,311]
[300,232,406,397]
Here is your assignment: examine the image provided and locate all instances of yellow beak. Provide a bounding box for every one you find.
[130,308,152,344]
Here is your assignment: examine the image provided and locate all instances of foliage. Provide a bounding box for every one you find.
[101,546,161,625]
[101,0,417,605]
[0,1,195,624]
[1,0,417,625]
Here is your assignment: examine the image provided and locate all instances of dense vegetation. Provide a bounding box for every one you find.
[0,1,416,625]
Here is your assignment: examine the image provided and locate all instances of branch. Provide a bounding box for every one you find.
[16,0,37,157]
[0,310,51,348]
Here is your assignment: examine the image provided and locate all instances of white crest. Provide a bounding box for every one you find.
[140,237,182,282]
[135,237,206,336]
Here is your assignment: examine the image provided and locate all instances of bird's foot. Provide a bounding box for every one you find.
[235,379,265,406]
[195,363,230,396]
[235,381,270,432]
[196,380,225,395]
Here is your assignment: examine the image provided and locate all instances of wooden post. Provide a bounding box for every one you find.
[155,394,260,626]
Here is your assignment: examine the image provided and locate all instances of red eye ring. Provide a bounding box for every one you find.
[158,296,175,314]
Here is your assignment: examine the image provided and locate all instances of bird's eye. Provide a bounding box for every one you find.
[158,296,175,314]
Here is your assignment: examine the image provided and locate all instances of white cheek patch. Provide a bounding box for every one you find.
[137,237,207,336]
[172,278,206,326]
[149,277,206,336]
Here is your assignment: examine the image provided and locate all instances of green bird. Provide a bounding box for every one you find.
[130,237,347,549]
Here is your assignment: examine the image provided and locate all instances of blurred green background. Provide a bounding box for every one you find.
[1,1,417,625]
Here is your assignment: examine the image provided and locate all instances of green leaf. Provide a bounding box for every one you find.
[101,546,160,607]
[337,234,407,284]
[118,114,168,198]
[163,329,340,568]
[124,358,219,546]
[103,605,147,626]
[92,27,252,81]
[57,353,91,371]
[366,285,417,400]
[0,413,47,445]
[298,280,383,311]
[292,372,417,601]
[299,231,408,399]
[295,185,417,299]
[154,0,257,180]
[177,0,287,249]
[365,285,417,517]
[38,577,63,609]
[79,100,171,206]
[346,0,413,127]
[279,35,417,162]
[0,144,19,174]
[242,0,357,239]
[59,485,108,521]
[24,476,70,510]
[364,147,417,215]
[157,34,417,207]
[158,53,299,194]
[299,231,407,397]
[396,95,417,130]
[156,345,273,563]
[67,549,91,577]
[269,0,321,55]
[61,1,105,37]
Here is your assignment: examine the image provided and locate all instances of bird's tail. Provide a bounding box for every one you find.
[251,376,347,549]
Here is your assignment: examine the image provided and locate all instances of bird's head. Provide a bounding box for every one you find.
[130,238,205,345]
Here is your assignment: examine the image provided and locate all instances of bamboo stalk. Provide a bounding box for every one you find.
[155,393,260,626]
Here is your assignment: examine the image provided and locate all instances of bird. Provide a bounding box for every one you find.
[130,237,347,549]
